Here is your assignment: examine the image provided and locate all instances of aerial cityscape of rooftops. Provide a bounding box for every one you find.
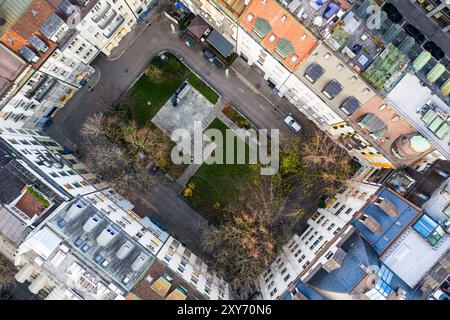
[0,0,449,302]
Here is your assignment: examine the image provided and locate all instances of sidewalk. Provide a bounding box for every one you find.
[106,4,168,62]
[231,57,286,109]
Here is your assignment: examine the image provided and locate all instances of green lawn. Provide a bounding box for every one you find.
[128,53,219,127]
[130,76,185,127]
[184,119,257,225]
[187,73,219,104]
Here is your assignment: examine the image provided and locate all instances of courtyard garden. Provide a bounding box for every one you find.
[182,118,259,225]
[81,52,219,182]
[130,52,219,127]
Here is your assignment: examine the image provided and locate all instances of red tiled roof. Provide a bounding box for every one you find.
[240,0,318,71]
[0,0,62,69]
[15,189,47,218]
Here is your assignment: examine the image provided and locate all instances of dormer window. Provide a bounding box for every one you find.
[269,34,276,43]
[246,13,254,22]
[291,55,298,63]
[301,33,308,40]
[281,15,287,22]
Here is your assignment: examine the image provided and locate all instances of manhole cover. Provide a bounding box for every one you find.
[255,83,261,89]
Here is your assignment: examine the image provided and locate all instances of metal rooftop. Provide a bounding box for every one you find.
[29,35,47,52]
[19,45,38,62]
[206,29,234,58]
[38,13,64,40]
[46,199,154,291]
[354,188,421,255]
[322,79,343,99]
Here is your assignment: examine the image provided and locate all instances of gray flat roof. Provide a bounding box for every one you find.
[47,199,154,292]
[354,188,421,255]
[206,29,234,58]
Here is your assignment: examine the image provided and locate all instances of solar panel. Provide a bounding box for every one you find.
[39,13,64,40]
[340,96,361,115]
[29,35,47,52]
[323,79,343,99]
[19,46,38,62]
[305,63,325,83]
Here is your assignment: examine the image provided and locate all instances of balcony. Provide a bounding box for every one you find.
[91,2,112,23]
[103,15,125,39]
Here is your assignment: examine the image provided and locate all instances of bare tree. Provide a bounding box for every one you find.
[202,184,280,290]
[80,113,105,139]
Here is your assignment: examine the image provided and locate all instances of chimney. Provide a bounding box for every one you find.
[323,248,347,273]
[376,197,398,217]
[361,214,382,233]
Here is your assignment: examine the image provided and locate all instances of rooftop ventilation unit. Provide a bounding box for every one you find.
[83,214,102,233]
[116,241,135,260]
[65,200,87,221]
[131,253,148,272]
[15,263,34,283]
[97,226,118,247]
[28,273,48,294]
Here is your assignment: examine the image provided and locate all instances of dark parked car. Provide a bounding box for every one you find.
[352,44,363,54]
[423,41,445,60]
[404,24,425,44]
[202,49,215,60]
[211,57,224,69]
[382,3,403,23]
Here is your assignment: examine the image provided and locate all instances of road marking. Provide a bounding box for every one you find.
[238,88,245,93]
[258,104,266,110]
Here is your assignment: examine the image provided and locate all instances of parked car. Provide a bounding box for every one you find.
[404,24,425,44]
[284,115,302,133]
[202,49,214,60]
[423,41,445,60]
[382,3,403,24]
[210,57,224,69]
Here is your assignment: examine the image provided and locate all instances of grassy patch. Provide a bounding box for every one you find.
[183,119,257,225]
[128,53,218,127]
[222,105,253,129]
[187,73,219,104]
[130,76,185,127]
[27,186,50,207]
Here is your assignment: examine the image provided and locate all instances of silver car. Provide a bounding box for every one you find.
[284,115,302,133]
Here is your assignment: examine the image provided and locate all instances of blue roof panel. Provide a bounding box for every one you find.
[354,188,420,255]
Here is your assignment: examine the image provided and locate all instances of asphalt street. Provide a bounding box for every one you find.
[46,5,318,254]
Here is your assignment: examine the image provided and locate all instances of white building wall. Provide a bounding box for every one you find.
[279,72,345,129]
[156,236,230,300]
[0,128,96,197]
[77,0,138,56]
[256,181,380,300]
[0,71,77,129]
[236,27,290,88]
[125,0,154,17]
[39,33,99,88]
